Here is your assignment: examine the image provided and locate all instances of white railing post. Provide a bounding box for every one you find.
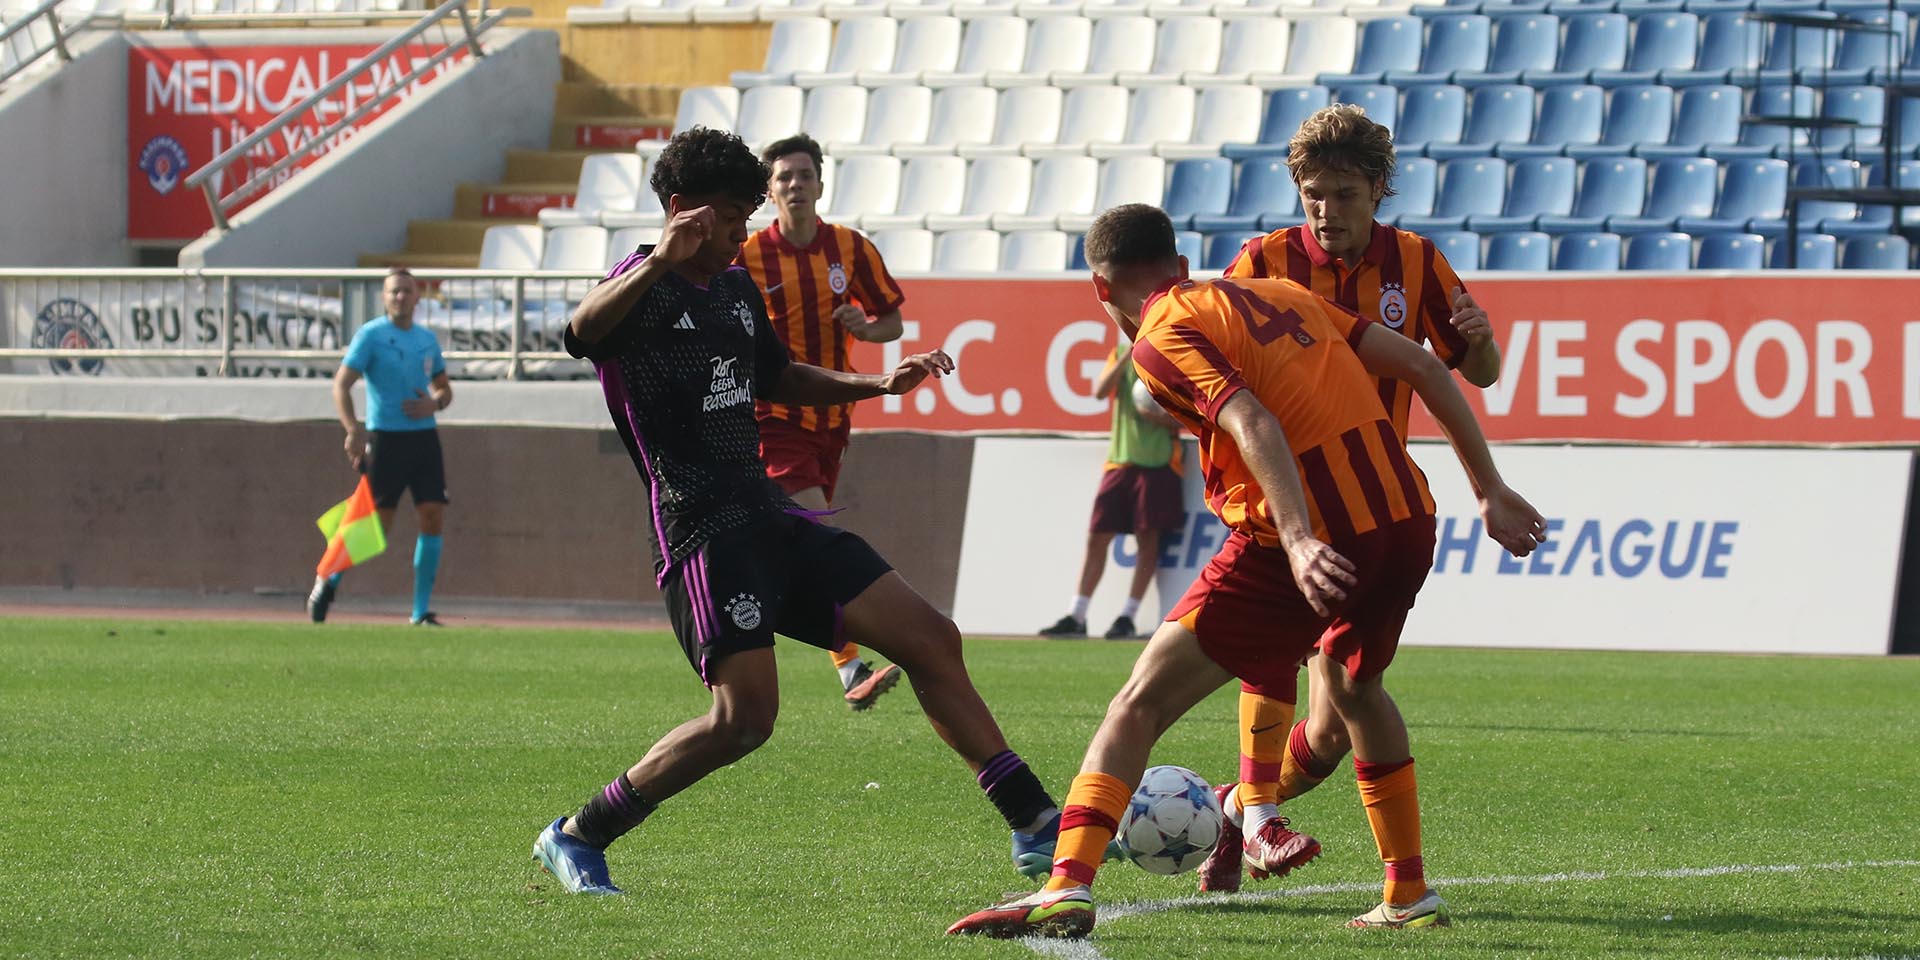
[219,276,236,376]
[508,277,524,381]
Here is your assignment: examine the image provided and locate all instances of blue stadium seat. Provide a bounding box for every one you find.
[1709,85,1814,160]
[1641,84,1744,157]
[1617,0,1686,11]
[1387,15,1494,85]
[1502,84,1606,156]
[1867,23,1920,83]
[1568,84,1675,158]
[1430,229,1485,268]
[1696,231,1766,267]
[1429,84,1535,157]
[1624,231,1694,267]
[1593,13,1700,86]
[1416,0,1489,15]
[1759,15,1840,84]
[1376,157,1441,224]
[1769,233,1838,268]
[1485,230,1554,268]
[1857,160,1920,227]
[1203,232,1261,270]
[1540,156,1649,231]
[1193,159,1296,234]
[1401,157,1510,231]
[1524,13,1632,85]
[1555,230,1626,268]
[1662,13,1764,85]
[1841,234,1910,268]
[1174,230,1204,267]
[1609,156,1720,231]
[1554,0,1629,14]
[1070,234,1088,270]
[1457,14,1561,86]
[1791,158,1877,236]
[1164,158,1235,230]
[1223,87,1331,161]
[1678,158,1788,235]
[1482,0,1555,13]
[1470,156,1579,230]
[1321,16,1425,85]
[1827,10,1908,83]
[1817,86,1885,151]
[1395,85,1470,155]
[1333,84,1400,134]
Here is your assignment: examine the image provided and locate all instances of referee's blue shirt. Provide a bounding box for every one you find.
[343,317,446,432]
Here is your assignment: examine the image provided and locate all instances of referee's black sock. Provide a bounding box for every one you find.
[568,773,657,850]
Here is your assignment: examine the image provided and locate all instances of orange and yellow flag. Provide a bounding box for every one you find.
[315,476,387,577]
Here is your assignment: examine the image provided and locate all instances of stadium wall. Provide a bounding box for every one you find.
[179,28,561,269]
[0,32,131,268]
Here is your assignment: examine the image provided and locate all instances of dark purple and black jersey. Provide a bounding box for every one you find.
[565,250,796,581]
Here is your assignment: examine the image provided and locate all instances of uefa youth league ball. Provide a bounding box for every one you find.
[1117,765,1224,875]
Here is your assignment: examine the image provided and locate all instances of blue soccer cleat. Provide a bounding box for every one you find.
[532,816,624,895]
[1012,810,1125,880]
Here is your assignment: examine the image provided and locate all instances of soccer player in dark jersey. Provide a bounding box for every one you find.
[531,127,1068,896]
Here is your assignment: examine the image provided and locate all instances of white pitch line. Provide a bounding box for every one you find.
[1017,858,1920,960]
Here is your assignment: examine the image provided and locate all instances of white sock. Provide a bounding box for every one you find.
[1069,596,1091,622]
[838,659,864,688]
[1120,596,1142,619]
[1221,784,1245,827]
[1242,802,1281,838]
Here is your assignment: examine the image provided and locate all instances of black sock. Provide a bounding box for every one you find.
[976,750,1056,831]
[568,773,656,849]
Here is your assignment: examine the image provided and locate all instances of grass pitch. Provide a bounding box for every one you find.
[1,616,1915,959]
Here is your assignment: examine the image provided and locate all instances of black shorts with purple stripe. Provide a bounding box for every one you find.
[662,511,893,684]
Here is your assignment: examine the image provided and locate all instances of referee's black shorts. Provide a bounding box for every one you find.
[367,429,448,509]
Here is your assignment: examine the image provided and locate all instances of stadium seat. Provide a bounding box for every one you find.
[1470,155,1577,230]
[1841,234,1910,268]
[926,156,1033,230]
[1758,15,1839,84]
[933,229,1003,270]
[1333,84,1400,135]
[1641,84,1742,158]
[1060,156,1167,231]
[541,225,610,277]
[794,17,898,87]
[1057,15,1156,86]
[1001,230,1073,269]
[801,85,869,149]
[1696,231,1765,268]
[1174,229,1203,266]
[1376,156,1440,224]
[1623,231,1693,268]
[1867,16,1920,83]
[1202,231,1259,269]
[856,16,963,85]
[1539,156,1648,231]
[605,226,662,270]
[1500,84,1605,156]
[989,15,1093,87]
[1525,13,1630,85]
[1223,86,1332,159]
[1857,160,1920,228]
[1395,84,1470,155]
[897,85,999,155]
[836,84,934,155]
[1386,15,1492,86]
[994,155,1099,229]
[1769,233,1838,267]
[1610,156,1719,231]
[735,86,807,152]
[821,155,903,220]
[1677,158,1788,235]
[1827,11,1909,83]
[1567,83,1674,158]
[1662,12,1763,85]
[1122,16,1224,86]
[865,155,969,229]
[1430,229,1484,268]
[1028,85,1130,157]
[1554,230,1624,268]
[1400,156,1508,231]
[1094,85,1196,158]
[1163,157,1236,229]
[636,86,740,157]
[540,154,643,228]
[1428,83,1533,158]
[1197,17,1290,87]
[961,86,1063,157]
[822,0,894,19]
[480,225,544,272]
[1592,12,1699,86]
[1193,157,1296,232]
[1817,86,1885,151]
[732,17,833,87]
[1164,86,1264,158]
[1322,16,1425,85]
[1273,16,1360,86]
[1484,230,1552,269]
[1792,158,1868,235]
[869,227,936,271]
[926,16,1026,87]
[1456,13,1559,86]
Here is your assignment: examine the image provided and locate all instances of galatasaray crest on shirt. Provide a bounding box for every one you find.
[1379,282,1409,329]
[827,262,849,295]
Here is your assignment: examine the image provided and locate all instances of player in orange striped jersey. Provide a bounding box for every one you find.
[948,204,1545,939]
[737,134,909,712]
[1205,105,1505,894]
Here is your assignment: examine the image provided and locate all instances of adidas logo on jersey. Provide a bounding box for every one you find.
[674,313,696,330]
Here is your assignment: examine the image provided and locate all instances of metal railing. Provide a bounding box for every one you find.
[0,0,78,86]
[181,0,520,230]
[0,268,597,381]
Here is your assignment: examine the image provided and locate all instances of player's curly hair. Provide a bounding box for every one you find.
[1286,103,1399,199]
[1084,203,1178,271]
[650,126,770,210]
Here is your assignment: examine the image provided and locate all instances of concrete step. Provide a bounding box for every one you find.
[406,217,537,254]
[553,81,681,118]
[454,181,578,219]
[505,148,604,183]
[357,251,480,269]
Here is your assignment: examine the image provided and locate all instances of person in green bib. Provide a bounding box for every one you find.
[1039,341,1185,640]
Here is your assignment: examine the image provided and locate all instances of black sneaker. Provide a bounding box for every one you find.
[1038,615,1087,638]
[1103,615,1139,640]
[412,612,442,626]
[307,578,336,623]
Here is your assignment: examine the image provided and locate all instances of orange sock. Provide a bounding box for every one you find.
[1355,758,1425,905]
[829,644,862,670]
[1044,772,1132,892]
[1233,688,1293,810]
[1276,721,1342,802]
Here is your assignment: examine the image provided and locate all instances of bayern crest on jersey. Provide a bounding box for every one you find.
[1380,282,1409,329]
[827,262,848,295]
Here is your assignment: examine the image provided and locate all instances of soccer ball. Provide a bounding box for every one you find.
[1117,765,1224,875]
[1130,378,1160,418]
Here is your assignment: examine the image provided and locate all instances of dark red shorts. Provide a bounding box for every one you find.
[1089,464,1185,534]
[759,418,852,504]
[1168,515,1437,702]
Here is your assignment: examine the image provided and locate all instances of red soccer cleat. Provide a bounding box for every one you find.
[1244,817,1321,881]
[1197,783,1243,893]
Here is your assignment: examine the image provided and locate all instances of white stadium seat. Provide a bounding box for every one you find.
[1196,17,1288,86]
[895,85,998,156]
[542,226,611,273]
[927,156,1033,231]
[988,15,1091,87]
[1059,156,1165,232]
[1265,16,1356,87]
[857,15,962,85]
[1146,0,1215,15]
[960,86,1064,158]
[862,155,967,230]
[540,153,644,228]
[821,0,889,17]
[801,85,868,148]
[1160,84,1262,158]
[869,228,936,271]
[605,226,663,271]
[991,155,1098,230]
[1001,230,1072,270]
[925,16,1026,87]
[636,86,739,159]
[1055,15,1155,87]
[822,155,904,220]
[932,229,1002,271]
[887,0,955,15]
[731,17,832,88]
[1120,16,1222,87]
[479,225,545,271]
[1014,0,1082,14]
[1079,0,1149,16]
[600,183,665,229]
[1026,84,1128,157]
[1090,85,1193,159]
[735,85,806,151]
[760,0,828,18]
[834,85,934,156]
[948,0,1015,17]
[792,17,897,87]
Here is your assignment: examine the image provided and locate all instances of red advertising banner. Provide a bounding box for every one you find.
[127,42,464,241]
[849,275,1920,445]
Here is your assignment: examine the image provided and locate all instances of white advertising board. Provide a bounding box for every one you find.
[953,439,1911,656]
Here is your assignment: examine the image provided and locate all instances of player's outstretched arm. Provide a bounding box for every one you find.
[765,350,954,405]
[571,206,712,346]
[1214,392,1356,616]
[1352,326,1546,557]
